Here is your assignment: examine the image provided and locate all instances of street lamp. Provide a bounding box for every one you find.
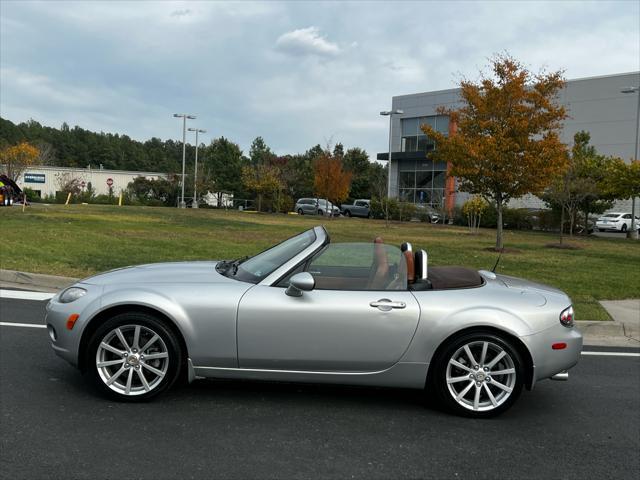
[380,109,404,199]
[173,113,196,208]
[621,86,639,239]
[188,128,206,209]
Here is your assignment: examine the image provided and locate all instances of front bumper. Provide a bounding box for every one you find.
[522,322,583,386]
[45,283,102,367]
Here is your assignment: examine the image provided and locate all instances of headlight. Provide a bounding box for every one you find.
[59,287,87,304]
[559,305,574,327]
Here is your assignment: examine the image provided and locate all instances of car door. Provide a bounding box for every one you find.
[236,242,420,372]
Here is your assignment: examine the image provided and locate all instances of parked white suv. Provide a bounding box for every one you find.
[595,212,640,232]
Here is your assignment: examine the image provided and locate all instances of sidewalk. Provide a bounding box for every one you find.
[0,268,638,348]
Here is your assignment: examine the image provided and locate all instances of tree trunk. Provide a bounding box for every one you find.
[495,202,504,250]
[569,209,575,238]
[257,193,262,212]
[559,206,565,245]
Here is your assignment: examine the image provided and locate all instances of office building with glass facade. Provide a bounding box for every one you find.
[378,71,640,214]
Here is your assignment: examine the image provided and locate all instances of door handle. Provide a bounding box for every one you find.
[369,299,406,311]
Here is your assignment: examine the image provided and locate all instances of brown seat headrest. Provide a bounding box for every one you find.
[404,250,415,284]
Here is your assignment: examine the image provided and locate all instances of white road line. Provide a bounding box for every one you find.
[0,322,47,329]
[581,351,640,357]
[0,289,55,301]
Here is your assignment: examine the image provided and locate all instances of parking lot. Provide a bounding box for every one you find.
[1,295,639,480]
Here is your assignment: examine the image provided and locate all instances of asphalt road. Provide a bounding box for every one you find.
[1,297,639,480]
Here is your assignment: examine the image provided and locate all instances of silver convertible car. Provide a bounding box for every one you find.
[46,226,582,417]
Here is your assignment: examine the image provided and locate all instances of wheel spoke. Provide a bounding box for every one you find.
[106,366,126,386]
[97,359,124,368]
[141,362,165,378]
[463,345,477,366]
[483,383,498,407]
[491,379,513,393]
[456,381,475,401]
[447,375,471,384]
[133,325,141,350]
[140,334,159,353]
[486,350,506,369]
[143,352,168,360]
[449,359,473,373]
[491,368,515,376]
[100,342,125,356]
[125,368,134,395]
[137,368,150,392]
[473,385,481,410]
[115,328,130,351]
[479,342,488,365]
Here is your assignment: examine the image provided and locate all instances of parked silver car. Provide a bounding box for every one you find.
[46,226,581,417]
[295,198,340,216]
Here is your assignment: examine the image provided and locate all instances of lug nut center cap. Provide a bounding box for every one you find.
[127,354,140,366]
[476,372,486,382]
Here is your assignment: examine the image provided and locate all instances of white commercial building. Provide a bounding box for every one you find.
[15,165,167,198]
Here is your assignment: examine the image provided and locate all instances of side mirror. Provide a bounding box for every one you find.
[285,272,315,297]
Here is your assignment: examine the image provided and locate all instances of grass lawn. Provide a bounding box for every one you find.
[2,204,638,320]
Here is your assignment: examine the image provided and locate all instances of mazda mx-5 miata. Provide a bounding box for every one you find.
[46,226,582,417]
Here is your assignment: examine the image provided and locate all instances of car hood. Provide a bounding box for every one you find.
[79,261,239,286]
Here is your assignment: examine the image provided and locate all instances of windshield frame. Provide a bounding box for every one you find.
[227,228,321,284]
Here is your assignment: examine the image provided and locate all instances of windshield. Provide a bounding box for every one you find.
[603,214,620,218]
[232,229,317,283]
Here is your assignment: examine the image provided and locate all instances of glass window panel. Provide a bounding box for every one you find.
[436,115,449,134]
[416,171,433,189]
[399,171,416,188]
[399,189,415,203]
[434,161,448,170]
[415,189,432,204]
[416,159,432,170]
[431,189,445,207]
[420,116,436,130]
[433,171,446,188]
[402,136,417,152]
[398,159,416,171]
[417,135,429,151]
[401,118,419,136]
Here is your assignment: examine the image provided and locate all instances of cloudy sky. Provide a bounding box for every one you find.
[1,1,638,158]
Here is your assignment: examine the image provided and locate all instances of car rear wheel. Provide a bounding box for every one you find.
[87,312,183,401]
[430,332,524,417]
[318,209,323,216]
[344,210,351,217]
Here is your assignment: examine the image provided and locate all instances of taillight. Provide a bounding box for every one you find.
[560,306,574,327]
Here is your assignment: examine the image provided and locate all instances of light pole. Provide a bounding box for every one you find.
[188,128,206,209]
[380,109,404,200]
[173,113,196,208]
[621,86,639,239]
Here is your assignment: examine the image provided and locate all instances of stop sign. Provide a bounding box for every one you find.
[106,178,114,187]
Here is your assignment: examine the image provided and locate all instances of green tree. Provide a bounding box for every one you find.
[249,136,275,166]
[203,137,246,205]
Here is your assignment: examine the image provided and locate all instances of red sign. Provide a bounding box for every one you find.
[106,178,114,187]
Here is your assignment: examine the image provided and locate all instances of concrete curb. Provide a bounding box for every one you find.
[0,269,79,291]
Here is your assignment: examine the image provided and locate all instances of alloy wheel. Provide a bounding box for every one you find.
[445,340,517,412]
[95,324,170,396]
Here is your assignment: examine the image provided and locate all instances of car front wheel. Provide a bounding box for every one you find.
[87,312,183,401]
[430,332,524,417]
[621,224,627,232]
[297,208,303,215]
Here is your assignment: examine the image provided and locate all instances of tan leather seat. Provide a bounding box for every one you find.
[404,250,415,284]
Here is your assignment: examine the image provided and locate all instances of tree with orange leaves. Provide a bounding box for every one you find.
[313,147,352,217]
[422,54,568,250]
[0,142,40,182]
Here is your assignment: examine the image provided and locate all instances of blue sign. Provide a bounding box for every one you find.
[24,173,45,183]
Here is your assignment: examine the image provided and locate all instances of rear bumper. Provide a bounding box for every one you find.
[522,323,583,387]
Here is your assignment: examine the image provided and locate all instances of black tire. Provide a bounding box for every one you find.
[429,331,524,418]
[344,210,351,217]
[297,208,303,215]
[86,312,183,402]
[317,209,323,216]
[621,224,627,233]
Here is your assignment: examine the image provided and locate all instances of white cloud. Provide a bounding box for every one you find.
[170,9,191,18]
[275,26,341,57]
